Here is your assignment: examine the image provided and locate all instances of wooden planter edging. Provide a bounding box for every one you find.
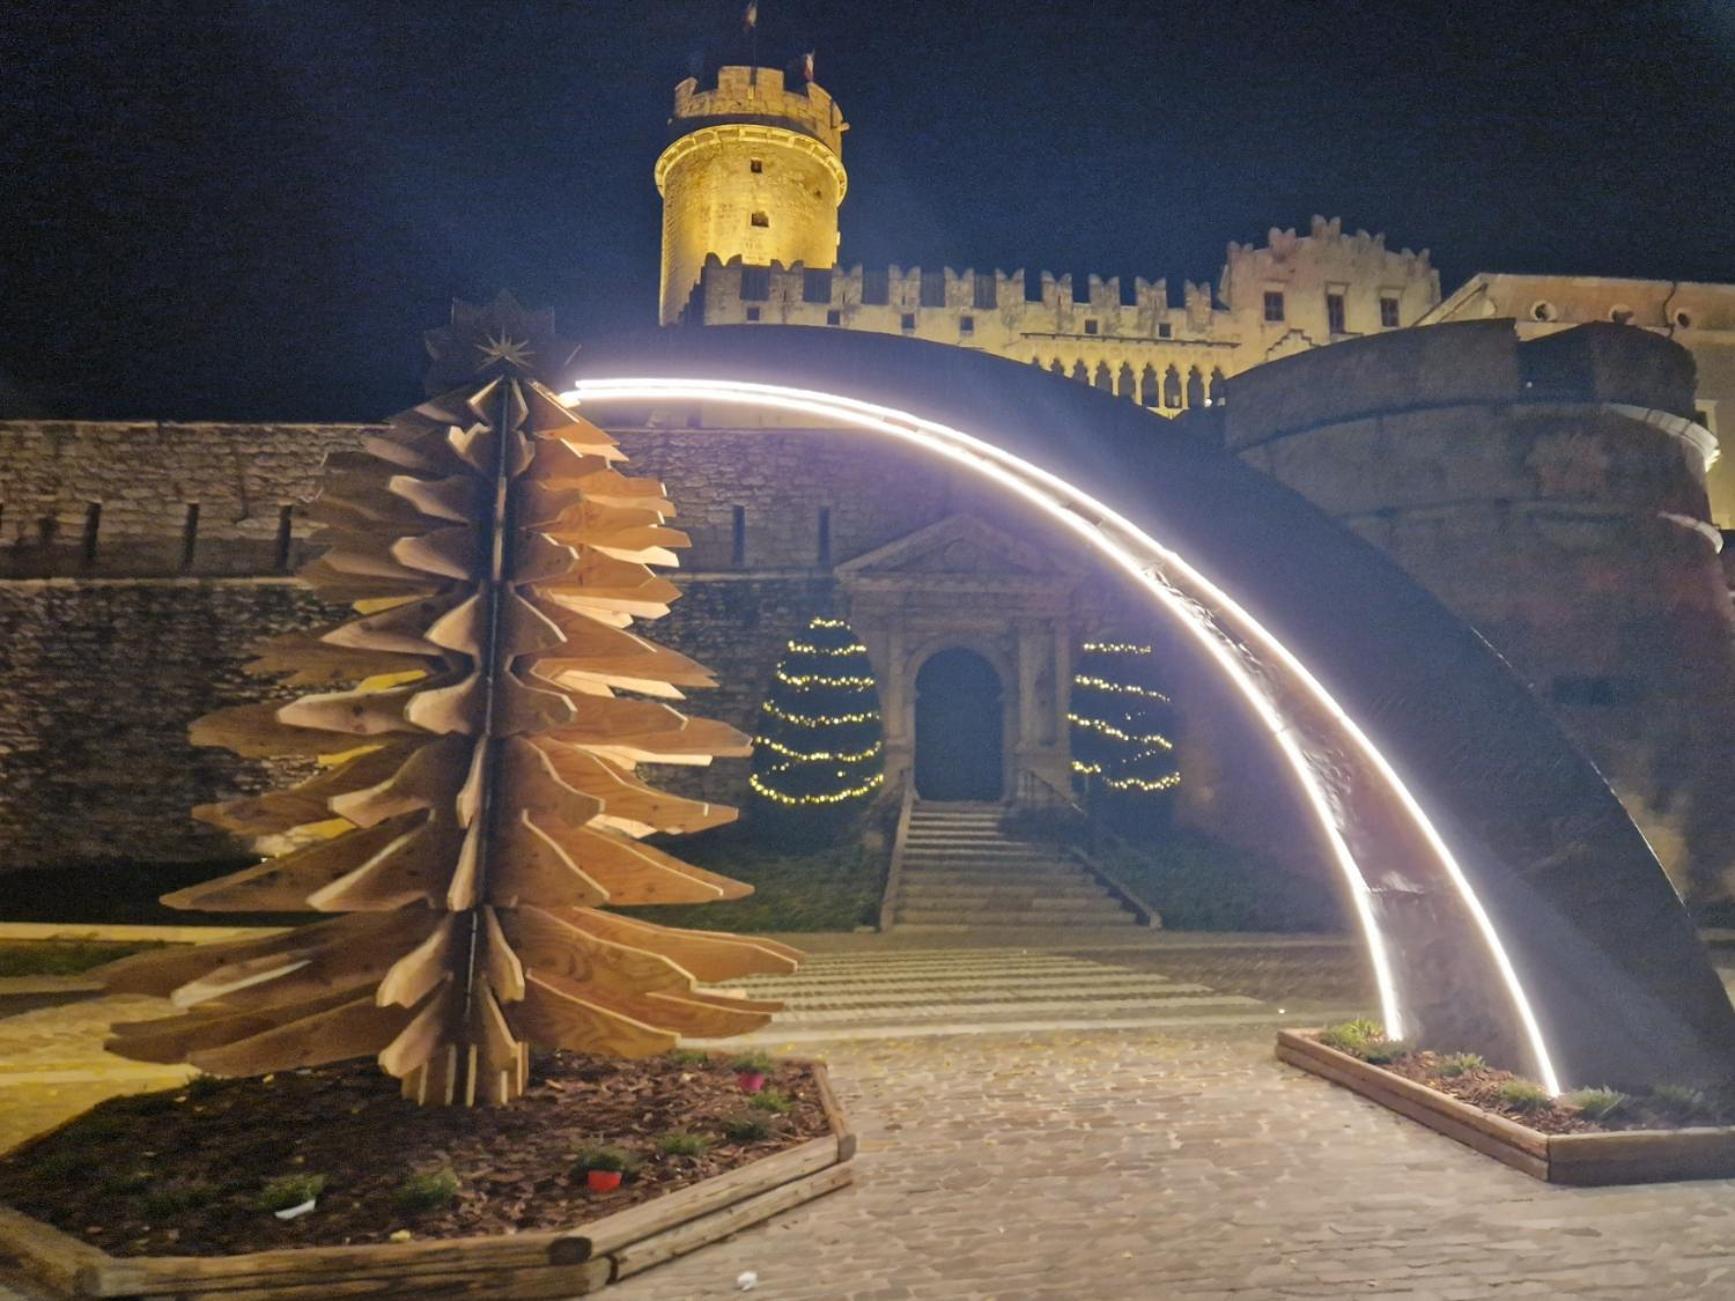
[0,1062,854,1298]
[1277,1029,1735,1186]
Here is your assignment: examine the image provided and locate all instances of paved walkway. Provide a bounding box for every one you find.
[2,933,1732,1298]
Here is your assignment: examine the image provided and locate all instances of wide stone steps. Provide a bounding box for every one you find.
[886,801,1135,931]
[697,948,1291,1046]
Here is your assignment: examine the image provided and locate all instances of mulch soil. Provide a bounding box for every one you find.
[0,1051,828,1258]
[1325,1040,1735,1134]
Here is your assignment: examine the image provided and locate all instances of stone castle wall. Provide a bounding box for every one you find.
[1215,321,1735,897]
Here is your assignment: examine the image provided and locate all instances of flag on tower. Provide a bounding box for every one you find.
[743,1,758,31]
[802,50,815,82]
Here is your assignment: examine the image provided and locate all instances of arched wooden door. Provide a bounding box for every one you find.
[914,648,1004,801]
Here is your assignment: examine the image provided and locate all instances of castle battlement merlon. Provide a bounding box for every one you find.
[671,66,847,155]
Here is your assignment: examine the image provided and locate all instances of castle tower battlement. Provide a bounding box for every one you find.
[657,66,849,325]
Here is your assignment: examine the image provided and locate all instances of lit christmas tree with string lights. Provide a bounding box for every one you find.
[1069,640,1179,825]
[751,615,885,829]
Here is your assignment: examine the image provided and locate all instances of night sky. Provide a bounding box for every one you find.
[5,0,1734,421]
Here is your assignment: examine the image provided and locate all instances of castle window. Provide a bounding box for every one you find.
[920,272,946,308]
[1675,310,1694,328]
[1326,292,1346,335]
[1263,291,1285,323]
[744,306,761,322]
[862,268,890,305]
[1185,366,1204,408]
[740,266,770,300]
[750,158,764,174]
[826,309,842,326]
[274,504,294,572]
[1071,360,1089,384]
[1163,366,1182,409]
[1609,305,1634,325]
[1050,359,1066,376]
[803,267,832,303]
[1094,362,1113,391]
[1208,368,1226,406]
[1531,300,1558,322]
[816,506,832,567]
[900,312,917,331]
[1379,296,1401,328]
[973,274,997,310]
[959,316,974,336]
[1141,364,1160,406]
[1083,318,1099,336]
[731,506,747,568]
[750,211,769,228]
[1158,322,1172,339]
[1118,363,1136,399]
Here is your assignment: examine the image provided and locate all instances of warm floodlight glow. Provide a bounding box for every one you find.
[564,375,1563,1095]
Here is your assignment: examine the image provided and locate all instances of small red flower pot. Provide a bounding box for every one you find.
[586,1169,622,1193]
[737,1071,767,1094]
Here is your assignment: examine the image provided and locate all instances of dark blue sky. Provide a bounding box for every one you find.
[5,0,1733,419]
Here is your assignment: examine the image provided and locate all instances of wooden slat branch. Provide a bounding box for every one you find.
[102,294,797,1106]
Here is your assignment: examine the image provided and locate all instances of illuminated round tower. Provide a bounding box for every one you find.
[655,65,848,325]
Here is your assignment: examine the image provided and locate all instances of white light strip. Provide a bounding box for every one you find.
[565,376,1562,1094]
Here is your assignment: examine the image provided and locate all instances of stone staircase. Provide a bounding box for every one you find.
[889,802,1139,929]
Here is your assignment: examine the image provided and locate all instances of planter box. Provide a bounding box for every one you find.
[0,1063,854,1298]
[1277,1029,1735,1186]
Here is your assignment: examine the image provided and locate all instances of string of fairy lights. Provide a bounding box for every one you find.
[750,614,887,811]
[1069,639,1181,799]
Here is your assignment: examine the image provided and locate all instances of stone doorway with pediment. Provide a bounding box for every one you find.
[836,513,1084,802]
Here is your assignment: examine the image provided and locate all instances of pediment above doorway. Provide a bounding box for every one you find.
[835,513,1081,591]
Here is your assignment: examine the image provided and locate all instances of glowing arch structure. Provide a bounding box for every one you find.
[566,326,1735,1091]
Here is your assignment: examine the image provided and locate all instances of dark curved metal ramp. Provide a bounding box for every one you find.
[571,324,1735,1090]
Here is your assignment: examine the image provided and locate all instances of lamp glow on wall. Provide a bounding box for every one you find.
[563,376,1562,1096]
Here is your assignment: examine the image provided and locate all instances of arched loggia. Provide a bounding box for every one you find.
[564,324,1735,1093]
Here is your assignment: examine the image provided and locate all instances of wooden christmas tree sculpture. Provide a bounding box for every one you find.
[99,293,799,1106]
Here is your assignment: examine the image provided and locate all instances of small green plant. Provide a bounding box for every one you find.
[1564,1087,1628,1122]
[1497,1079,1552,1113]
[139,1180,215,1218]
[1316,1018,1384,1058]
[1648,1084,1710,1121]
[393,1168,459,1213]
[574,1145,637,1175]
[1434,1052,1486,1079]
[749,1088,793,1114]
[1360,1039,1412,1066]
[721,1113,773,1142]
[731,1051,775,1074]
[656,1131,712,1157]
[258,1172,327,1212]
[667,1048,713,1067]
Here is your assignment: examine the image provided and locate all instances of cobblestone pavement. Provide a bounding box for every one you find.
[616,1024,1735,1300]
[2,938,1732,1299]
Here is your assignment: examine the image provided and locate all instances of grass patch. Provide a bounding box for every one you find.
[731,1051,775,1075]
[612,820,888,933]
[1434,1052,1486,1079]
[655,1131,712,1157]
[666,1048,713,1067]
[573,1146,638,1175]
[257,1173,326,1213]
[1496,1080,1552,1113]
[1564,1087,1628,1122]
[1039,826,1342,933]
[749,1088,793,1114]
[720,1113,773,1142]
[1647,1084,1712,1123]
[393,1168,459,1213]
[0,939,160,977]
[1316,1018,1385,1057]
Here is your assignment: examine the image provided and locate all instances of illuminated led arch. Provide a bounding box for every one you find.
[562,328,1735,1092]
